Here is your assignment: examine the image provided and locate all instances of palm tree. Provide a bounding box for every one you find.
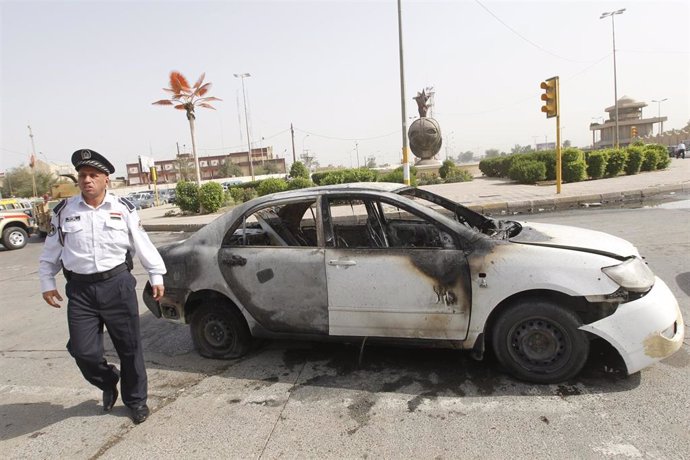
[152,71,221,185]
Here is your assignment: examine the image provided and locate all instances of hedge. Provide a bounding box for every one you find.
[198,181,224,213]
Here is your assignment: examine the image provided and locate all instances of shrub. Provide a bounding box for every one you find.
[605,149,627,177]
[644,144,671,170]
[562,161,587,183]
[479,156,513,177]
[533,151,557,180]
[287,177,314,190]
[289,161,310,179]
[561,148,587,183]
[508,160,546,184]
[228,187,244,203]
[417,173,443,185]
[341,167,378,183]
[198,181,224,213]
[624,146,643,175]
[241,187,257,202]
[640,149,658,172]
[257,178,289,196]
[438,159,457,179]
[444,168,473,183]
[311,170,338,185]
[586,151,608,179]
[175,181,200,213]
[379,166,417,185]
[320,171,345,185]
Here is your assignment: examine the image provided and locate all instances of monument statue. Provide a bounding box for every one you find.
[408,89,442,166]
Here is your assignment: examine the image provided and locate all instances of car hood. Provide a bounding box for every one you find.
[509,221,638,258]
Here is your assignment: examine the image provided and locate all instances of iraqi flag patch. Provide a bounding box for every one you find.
[110,212,123,221]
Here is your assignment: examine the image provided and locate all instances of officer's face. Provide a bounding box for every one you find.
[77,166,109,202]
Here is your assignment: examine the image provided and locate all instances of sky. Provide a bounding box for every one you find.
[1,0,689,177]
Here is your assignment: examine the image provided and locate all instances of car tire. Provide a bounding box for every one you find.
[2,226,28,250]
[190,303,251,359]
[491,299,589,384]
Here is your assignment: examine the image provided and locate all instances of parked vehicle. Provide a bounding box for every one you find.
[33,175,80,237]
[143,182,684,383]
[0,210,36,250]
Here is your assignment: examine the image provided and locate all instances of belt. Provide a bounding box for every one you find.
[64,263,129,282]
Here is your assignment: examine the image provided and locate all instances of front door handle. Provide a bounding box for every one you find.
[328,259,356,266]
[222,254,247,266]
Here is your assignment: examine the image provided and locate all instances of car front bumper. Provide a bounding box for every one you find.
[580,277,685,375]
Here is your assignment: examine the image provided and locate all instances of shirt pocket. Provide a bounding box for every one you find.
[104,218,128,234]
[62,221,84,235]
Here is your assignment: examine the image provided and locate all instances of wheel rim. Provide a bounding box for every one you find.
[507,316,572,373]
[8,230,25,247]
[202,313,235,349]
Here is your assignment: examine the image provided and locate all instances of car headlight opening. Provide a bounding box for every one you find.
[602,257,655,293]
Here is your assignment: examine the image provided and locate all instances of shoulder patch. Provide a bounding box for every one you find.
[53,199,67,215]
[118,197,136,212]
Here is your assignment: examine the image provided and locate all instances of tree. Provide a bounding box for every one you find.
[511,144,534,154]
[289,161,310,179]
[2,166,55,198]
[457,151,475,163]
[484,149,501,159]
[173,154,196,182]
[218,160,242,178]
[563,139,572,148]
[153,71,221,185]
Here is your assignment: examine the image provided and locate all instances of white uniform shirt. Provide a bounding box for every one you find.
[39,193,166,292]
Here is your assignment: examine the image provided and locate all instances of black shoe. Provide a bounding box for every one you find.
[129,404,150,424]
[102,385,119,412]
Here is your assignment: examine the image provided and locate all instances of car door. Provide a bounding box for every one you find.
[217,198,329,335]
[323,195,472,340]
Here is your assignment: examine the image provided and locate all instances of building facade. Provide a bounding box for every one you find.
[126,146,286,185]
[590,96,667,149]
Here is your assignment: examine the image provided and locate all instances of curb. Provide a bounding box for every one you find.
[142,183,689,232]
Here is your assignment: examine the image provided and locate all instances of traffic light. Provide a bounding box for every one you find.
[631,126,638,138]
[540,76,559,118]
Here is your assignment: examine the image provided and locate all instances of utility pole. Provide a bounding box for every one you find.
[355,141,360,168]
[234,73,255,180]
[27,125,38,197]
[397,0,410,185]
[290,123,296,163]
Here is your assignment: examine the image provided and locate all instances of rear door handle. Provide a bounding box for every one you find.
[328,259,356,266]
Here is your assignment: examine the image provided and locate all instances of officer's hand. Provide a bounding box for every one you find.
[151,284,165,301]
[42,290,63,308]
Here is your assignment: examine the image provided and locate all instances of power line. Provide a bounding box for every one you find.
[474,0,596,64]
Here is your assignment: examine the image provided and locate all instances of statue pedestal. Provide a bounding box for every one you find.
[414,160,442,177]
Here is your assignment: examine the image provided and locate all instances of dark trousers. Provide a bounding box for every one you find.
[65,270,147,407]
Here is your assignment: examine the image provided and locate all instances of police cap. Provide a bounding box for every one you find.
[71,149,115,175]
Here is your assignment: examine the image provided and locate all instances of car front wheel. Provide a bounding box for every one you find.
[2,226,28,250]
[190,303,251,359]
[492,299,589,384]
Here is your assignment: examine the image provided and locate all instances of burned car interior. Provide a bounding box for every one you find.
[221,194,462,250]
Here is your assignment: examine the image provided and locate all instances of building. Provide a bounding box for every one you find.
[590,96,666,149]
[126,146,286,185]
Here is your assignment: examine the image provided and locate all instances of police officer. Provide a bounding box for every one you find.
[39,149,166,424]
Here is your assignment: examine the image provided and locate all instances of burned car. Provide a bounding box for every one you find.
[144,183,684,383]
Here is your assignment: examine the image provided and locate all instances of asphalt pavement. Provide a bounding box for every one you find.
[138,158,690,232]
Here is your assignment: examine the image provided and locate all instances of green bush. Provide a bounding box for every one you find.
[586,151,608,179]
[644,144,671,170]
[532,151,556,180]
[287,177,314,190]
[320,172,344,185]
[341,167,378,183]
[438,159,457,179]
[417,173,443,185]
[444,168,473,183]
[379,166,417,185]
[198,181,224,213]
[257,178,289,196]
[563,161,587,183]
[640,149,658,172]
[229,187,244,203]
[175,181,200,213]
[605,149,627,177]
[508,160,546,184]
[479,156,514,177]
[289,161,310,179]
[624,146,643,175]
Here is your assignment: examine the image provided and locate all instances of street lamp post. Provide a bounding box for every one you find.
[600,8,625,149]
[234,73,255,181]
[651,98,668,135]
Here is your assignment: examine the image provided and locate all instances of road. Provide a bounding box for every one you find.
[1,203,688,459]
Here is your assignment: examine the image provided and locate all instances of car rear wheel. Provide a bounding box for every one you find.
[190,303,251,359]
[492,299,589,383]
[2,226,28,250]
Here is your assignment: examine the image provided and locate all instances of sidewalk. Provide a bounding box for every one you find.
[139,158,690,232]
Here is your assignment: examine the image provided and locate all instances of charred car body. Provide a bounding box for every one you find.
[144,183,684,383]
